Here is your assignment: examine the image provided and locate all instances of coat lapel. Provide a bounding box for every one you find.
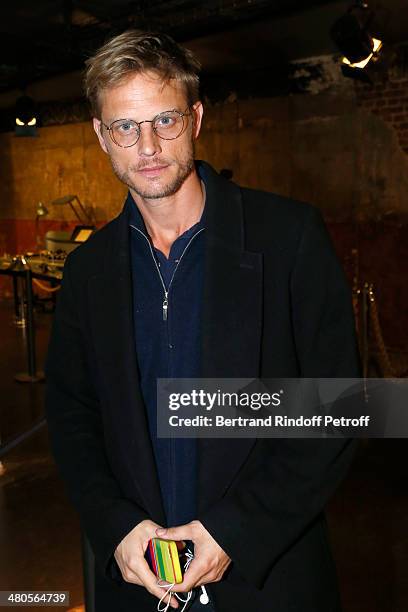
[197,162,263,512]
[87,208,166,524]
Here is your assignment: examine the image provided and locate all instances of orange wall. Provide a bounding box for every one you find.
[0,95,407,351]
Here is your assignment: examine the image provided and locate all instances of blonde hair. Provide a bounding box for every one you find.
[84,30,201,117]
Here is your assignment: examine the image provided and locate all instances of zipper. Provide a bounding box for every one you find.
[162,295,168,321]
[130,225,205,320]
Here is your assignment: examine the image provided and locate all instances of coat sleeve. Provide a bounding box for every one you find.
[45,254,149,582]
[197,206,361,589]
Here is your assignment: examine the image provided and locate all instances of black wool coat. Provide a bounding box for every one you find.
[45,161,360,612]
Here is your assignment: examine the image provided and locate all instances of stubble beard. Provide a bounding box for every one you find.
[110,145,196,200]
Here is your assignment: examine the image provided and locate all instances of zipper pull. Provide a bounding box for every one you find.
[162,293,168,321]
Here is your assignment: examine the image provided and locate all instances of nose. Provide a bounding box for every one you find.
[136,122,162,157]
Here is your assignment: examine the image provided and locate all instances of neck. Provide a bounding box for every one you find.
[129,169,205,254]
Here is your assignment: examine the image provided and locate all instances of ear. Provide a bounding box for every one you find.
[93,117,109,154]
[191,101,204,140]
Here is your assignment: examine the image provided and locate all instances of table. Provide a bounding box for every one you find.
[0,256,63,383]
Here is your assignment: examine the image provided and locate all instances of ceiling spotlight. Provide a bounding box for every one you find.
[341,37,382,69]
[331,2,383,82]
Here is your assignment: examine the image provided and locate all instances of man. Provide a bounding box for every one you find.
[45,30,360,612]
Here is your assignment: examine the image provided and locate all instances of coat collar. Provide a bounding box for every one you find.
[89,160,263,519]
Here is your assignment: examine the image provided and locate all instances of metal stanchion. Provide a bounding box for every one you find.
[15,268,44,383]
[12,274,22,324]
[361,282,369,379]
[14,274,26,328]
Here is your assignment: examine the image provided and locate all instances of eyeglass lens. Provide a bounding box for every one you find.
[110,111,185,146]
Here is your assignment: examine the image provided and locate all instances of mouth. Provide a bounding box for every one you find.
[137,165,169,177]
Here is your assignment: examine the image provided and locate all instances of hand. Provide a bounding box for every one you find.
[155,520,231,593]
[114,519,180,609]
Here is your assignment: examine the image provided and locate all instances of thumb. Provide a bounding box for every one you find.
[155,524,194,541]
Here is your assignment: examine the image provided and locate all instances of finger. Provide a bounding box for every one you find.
[171,560,206,593]
[137,558,179,607]
[137,556,164,590]
[194,571,218,586]
[174,555,230,591]
[196,557,231,585]
[155,525,194,541]
[115,550,145,586]
[118,562,144,585]
[157,584,179,610]
[195,558,231,586]
[156,580,180,610]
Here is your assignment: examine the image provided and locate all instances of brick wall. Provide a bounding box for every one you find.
[356,77,408,154]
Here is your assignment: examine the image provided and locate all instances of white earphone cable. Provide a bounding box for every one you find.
[156,548,209,611]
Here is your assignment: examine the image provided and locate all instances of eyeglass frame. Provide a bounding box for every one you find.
[100,106,193,148]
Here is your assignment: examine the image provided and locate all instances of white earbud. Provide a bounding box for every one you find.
[199,586,209,605]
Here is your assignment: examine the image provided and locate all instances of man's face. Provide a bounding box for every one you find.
[93,71,203,201]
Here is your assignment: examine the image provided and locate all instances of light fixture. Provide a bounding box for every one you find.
[341,37,383,70]
[15,95,38,136]
[331,2,384,82]
[15,117,36,126]
[36,202,49,217]
[35,202,50,249]
[51,195,93,224]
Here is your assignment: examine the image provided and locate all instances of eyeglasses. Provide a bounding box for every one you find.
[101,107,191,148]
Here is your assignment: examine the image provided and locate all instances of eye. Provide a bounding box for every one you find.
[112,119,137,135]
[116,120,137,133]
[156,114,177,128]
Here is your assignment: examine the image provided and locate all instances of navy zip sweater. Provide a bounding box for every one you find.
[128,186,206,528]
